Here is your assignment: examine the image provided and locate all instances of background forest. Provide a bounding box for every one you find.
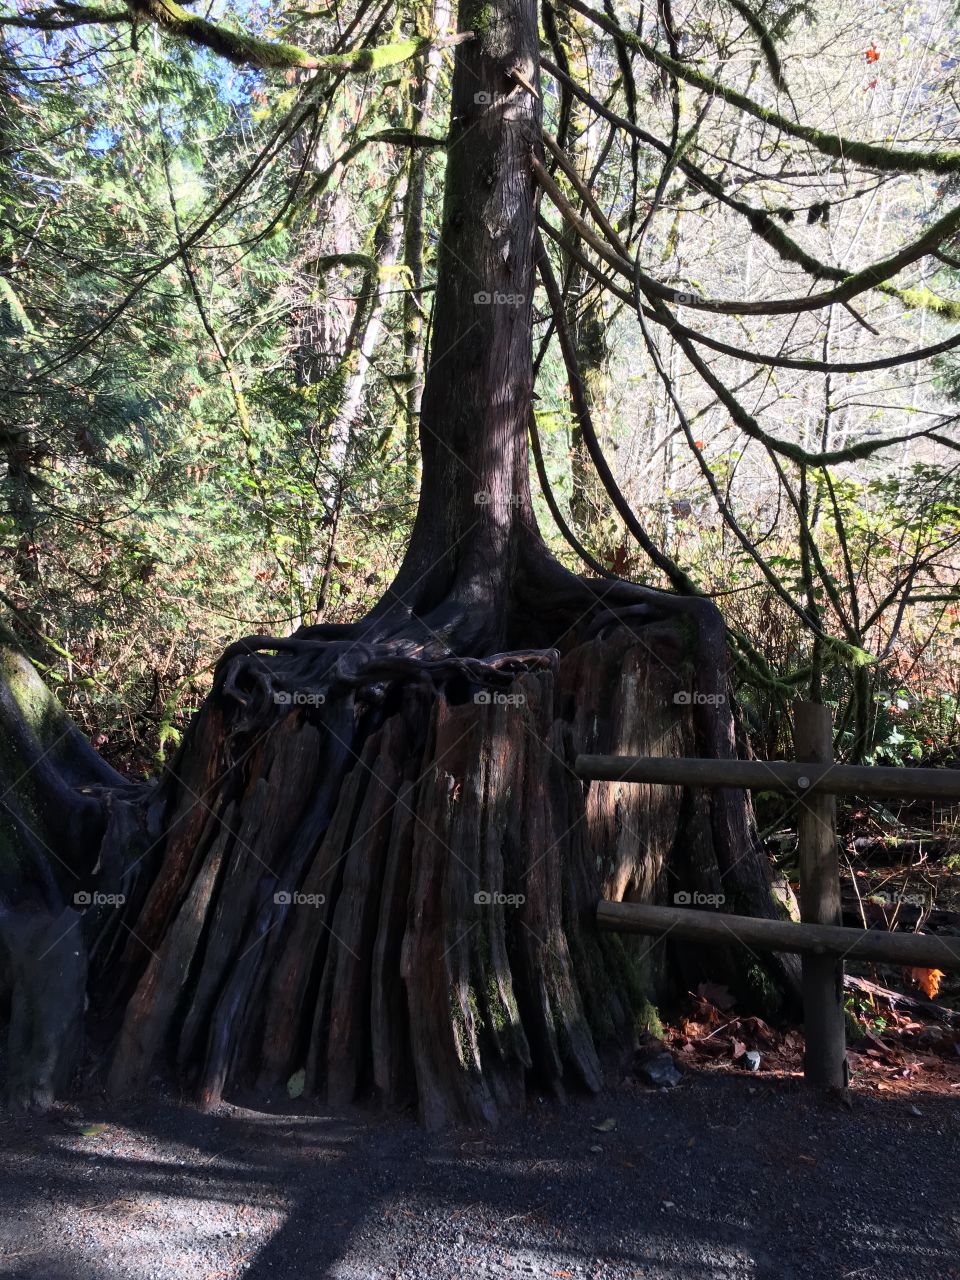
[2,0,959,780]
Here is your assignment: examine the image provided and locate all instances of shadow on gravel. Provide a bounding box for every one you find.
[1,1074,958,1280]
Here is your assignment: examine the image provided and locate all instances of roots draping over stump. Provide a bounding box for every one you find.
[0,573,796,1126]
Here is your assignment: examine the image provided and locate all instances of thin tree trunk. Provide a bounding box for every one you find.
[326,184,407,475]
[401,0,451,496]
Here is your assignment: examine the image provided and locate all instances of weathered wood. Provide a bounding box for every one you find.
[576,754,960,800]
[178,718,323,1095]
[259,714,374,1089]
[795,702,847,1089]
[315,722,403,1107]
[107,809,236,1098]
[596,900,960,970]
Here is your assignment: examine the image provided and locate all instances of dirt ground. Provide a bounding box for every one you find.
[1,1069,958,1280]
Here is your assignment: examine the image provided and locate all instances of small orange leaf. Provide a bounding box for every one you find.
[911,967,945,999]
[865,43,880,63]
[609,539,631,575]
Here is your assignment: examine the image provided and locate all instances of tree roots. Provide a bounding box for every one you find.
[0,573,794,1123]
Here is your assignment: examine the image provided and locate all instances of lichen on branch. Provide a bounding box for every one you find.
[3,0,474,76]
[562,0,960,176]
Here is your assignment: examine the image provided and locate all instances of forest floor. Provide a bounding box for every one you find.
[1,1066,958,1280]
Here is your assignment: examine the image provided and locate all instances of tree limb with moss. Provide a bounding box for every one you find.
[2,0,474,74]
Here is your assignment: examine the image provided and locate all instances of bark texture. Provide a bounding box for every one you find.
[101,614,783,1128]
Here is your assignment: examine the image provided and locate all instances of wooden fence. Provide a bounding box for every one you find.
[576,702,960,1088]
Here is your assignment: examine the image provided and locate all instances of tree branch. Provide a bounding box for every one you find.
[3,1,474,75]
[541,54,960,322]
[562,0,960,175]
[535,234,700,594]
[534,152,960,320]
[536,213,960,376]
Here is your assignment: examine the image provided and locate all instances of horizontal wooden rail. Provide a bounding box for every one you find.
[597,900,960,971]
[576,754,960,801]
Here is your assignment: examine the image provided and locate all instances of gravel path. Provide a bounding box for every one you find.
[1,1071,957,1280]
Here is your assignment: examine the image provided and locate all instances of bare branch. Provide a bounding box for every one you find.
[563,0,960,175]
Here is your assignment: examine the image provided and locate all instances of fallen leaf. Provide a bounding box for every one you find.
[744,1016,775,1042]
[79,1123,107,1138]
[609,541,631,575]
[911,967,945,999]
[592,1117,617,1132]
[287,1068,306,1099]
[731,1039,747,1060]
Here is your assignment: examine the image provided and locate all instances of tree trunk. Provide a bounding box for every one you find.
[0,0,796,1124]
[401,0,451,495]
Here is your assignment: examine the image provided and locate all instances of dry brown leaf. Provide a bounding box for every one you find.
[690,995,723,1024]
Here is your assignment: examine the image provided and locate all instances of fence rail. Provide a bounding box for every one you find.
[576,755,960,801]
[577,702,960,1089]
[596,901,960,970]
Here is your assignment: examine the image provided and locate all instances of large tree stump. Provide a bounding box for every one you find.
[74,618,790,1128]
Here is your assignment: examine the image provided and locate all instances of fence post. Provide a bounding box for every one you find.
[795,701,848,1088]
